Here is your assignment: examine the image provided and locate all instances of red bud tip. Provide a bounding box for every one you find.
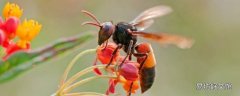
[4,17,19,39]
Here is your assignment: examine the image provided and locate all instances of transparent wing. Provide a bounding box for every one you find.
[131,31,193,49]
[133,19,154,31]
[130,5,172,31]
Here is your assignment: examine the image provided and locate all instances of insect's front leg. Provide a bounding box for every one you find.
[102,40,108,50]
[106,44,122,68]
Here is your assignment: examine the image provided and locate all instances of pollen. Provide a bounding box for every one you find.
[3,2,23,19]
[16,19,42,48]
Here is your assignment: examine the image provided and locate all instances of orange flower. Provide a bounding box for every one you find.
[0,2,42,60]
[105,58,140,95]
[3,2,23,19]
[95,42,141,95]
[16,19,42,49]
[122,80,140,93]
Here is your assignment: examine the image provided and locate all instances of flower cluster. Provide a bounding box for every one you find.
[95,42,141,95]
[0,2,42,60]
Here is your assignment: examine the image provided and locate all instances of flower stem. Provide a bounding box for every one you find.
[59,65,105,92]
[60,48,96,86]
[57,64,115,95]
[64,75,117,93]
[65,92,106,96]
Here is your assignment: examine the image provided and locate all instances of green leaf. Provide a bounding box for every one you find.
[0,33,94,83]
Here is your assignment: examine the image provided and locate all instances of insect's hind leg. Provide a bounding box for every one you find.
[127,45,149,96]
[133,52,149,70]
[127,82,134,96]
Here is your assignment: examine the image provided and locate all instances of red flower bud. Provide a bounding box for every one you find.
[3,17,19,39]
[119,61,139,81]
[97,42,120,64]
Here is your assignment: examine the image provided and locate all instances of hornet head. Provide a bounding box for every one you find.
[81,10,115,45]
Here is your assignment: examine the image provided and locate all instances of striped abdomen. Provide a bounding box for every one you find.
[135,42,156,93]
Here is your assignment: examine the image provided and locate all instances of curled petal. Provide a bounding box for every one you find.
[106,79,118,95]
[92,58,102,75]
[97,42,119,64]
[93,68,102,75]
[123,81,140,94]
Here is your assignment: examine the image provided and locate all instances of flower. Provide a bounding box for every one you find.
[0,2,41,60]
[119,60,140,94]
[3,2,23,19]
[96,42,120,64]
[93,43,120,75]
[94,42,141,95]
[106,79,118,95]
[104,56,140,95]
[16,19,42,49]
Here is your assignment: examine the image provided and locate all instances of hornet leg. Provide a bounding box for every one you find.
[127,45,149,95]
[119,40,134,67]
[106,44,122,68]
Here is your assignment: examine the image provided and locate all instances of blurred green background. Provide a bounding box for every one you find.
[0,0,239,96]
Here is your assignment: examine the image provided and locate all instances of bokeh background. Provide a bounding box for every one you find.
[0,0,240,96]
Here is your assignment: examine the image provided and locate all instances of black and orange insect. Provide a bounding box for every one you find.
[82,5,193,95]
[82,5,192,65]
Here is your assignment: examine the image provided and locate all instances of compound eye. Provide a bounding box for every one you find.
[98,22,115,45]
[103,22,114,33]
[102,24,111,33]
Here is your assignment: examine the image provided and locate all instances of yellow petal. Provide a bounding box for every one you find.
[3,2,23,19]
[16,40,29,49]
[16,19,42,41]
